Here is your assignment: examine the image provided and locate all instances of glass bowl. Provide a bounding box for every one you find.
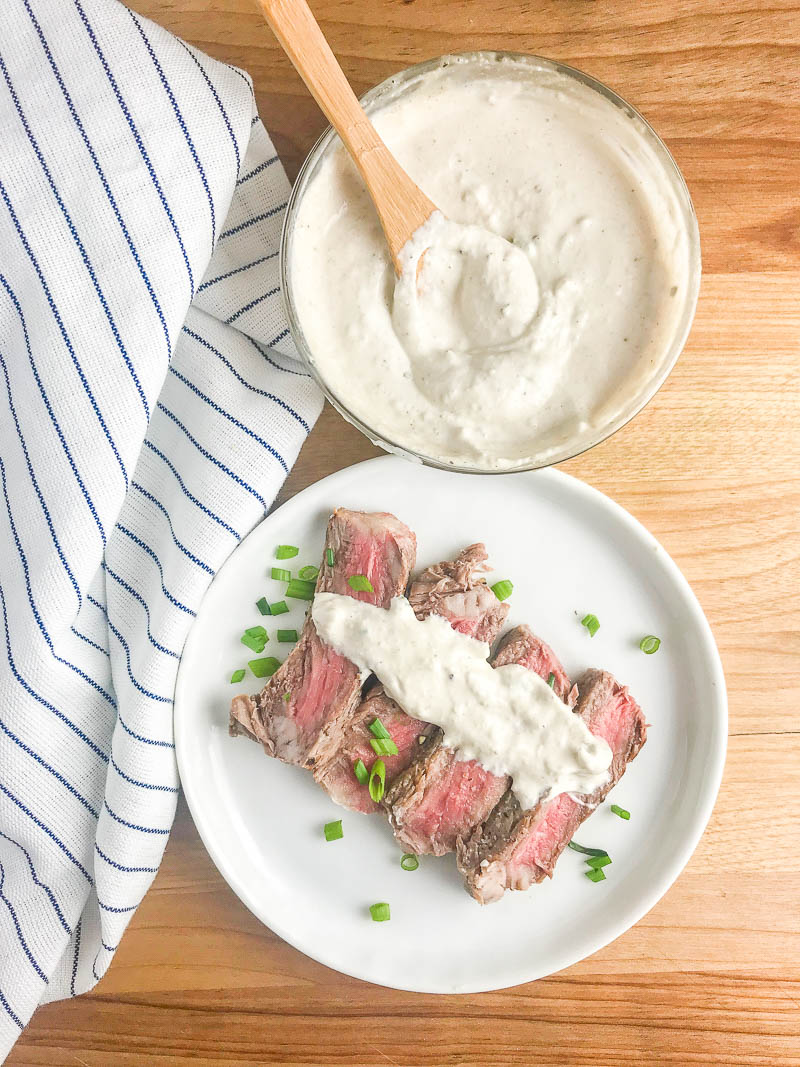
[279,51,701,474]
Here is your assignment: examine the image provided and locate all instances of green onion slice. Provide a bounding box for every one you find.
[240,629,268,653]
[255,597,271,616]
[326,547,334,567]
[369,902,390,922]
[368,759,386,803]
[400,853,419,872]
[568,841,609,858]
[369,718,391,740]
[639,635,661,655]
[370,737,399,757]
[323,819,343,842]
[581,613,600,637]
[586,854,612,869]
[275,545,299,559]
[610,804,631,820]
[298,565,319,582]
[286,578,316,600]
[282,692,291,703]
[547,672,556,689]
[271,567,291,583]
[277,629,298,643]
[585,867,606,882]
[491,579,513,602]
[348,574,374,593]
[270,600,289,615]
[230,668,246,684]
[248,656,281,678]
[353,758,368,784]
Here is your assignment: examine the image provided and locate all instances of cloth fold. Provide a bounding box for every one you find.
[0,0,322,1052]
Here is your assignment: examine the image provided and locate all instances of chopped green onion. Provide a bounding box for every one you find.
[275,545,298,559]
[491,580,513,602]
[230,668,246,684]
[298,565,319,582]
[286,578,316,600]
[255,596,271,616]
[282,692,291,703]
[348,574,374,593]
[271,567,291,582]
[240,627,268,653]
[369,718,391,740]
[400,853,419,871]
[368,759,386,803]
[547,672,556,689]
[639,635,661,655]
[610,804,631,820]
[586,854,612,869]
[248,656,281,678]
[369,901,390,922]
[270,600,289,615]
[581,613,600,637]
[585,867,606,882]
[568,841,609,858]
[326,547,334,567]
[370,737,399,757]
[353,758,368,784]
[323,819,343,842]
[277,629,298,643]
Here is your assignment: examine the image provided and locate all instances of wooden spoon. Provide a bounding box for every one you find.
[257,0,437,274]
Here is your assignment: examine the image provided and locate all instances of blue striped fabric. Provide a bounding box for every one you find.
[0,0,322,1052]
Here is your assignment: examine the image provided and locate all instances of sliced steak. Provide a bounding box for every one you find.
[315,687,438,814]
[384,748,510,856]
[229,509,416,769]
[458,667,647,904]
[492,625,577,707]
[383,624,561,856]
[408,543,509,641]
[315,544,508,812]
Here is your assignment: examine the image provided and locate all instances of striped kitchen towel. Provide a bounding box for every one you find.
[0,0,322,1053]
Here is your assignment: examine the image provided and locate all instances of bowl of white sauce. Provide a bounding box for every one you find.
[281,52,701,473]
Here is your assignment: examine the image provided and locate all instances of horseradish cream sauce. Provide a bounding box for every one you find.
[289,57,691,470]
[312,593,611,808]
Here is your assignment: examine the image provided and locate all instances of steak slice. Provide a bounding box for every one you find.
[229,508,416,769]
[314,687,438,814]
[383,624,563,856]
[458,667,647,904]
[408,543,509,641]
[384,748,510,856]
[315,544,509,813]
[491,625,577,708]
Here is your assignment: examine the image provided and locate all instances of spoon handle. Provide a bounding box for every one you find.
[258,0,435,270]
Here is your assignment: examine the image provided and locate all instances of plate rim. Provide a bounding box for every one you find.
[174,456,728,994]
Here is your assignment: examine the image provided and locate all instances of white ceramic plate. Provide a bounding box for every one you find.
[174,457,727,994]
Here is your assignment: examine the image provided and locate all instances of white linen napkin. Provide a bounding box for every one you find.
[0,0,323,1053]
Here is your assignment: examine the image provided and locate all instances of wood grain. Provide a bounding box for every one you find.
[10,1,800,1064]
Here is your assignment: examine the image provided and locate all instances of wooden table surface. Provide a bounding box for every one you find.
[11,1,800,1063]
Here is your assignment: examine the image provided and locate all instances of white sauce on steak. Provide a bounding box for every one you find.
[290,56,691,470]
[312,593,611,808]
